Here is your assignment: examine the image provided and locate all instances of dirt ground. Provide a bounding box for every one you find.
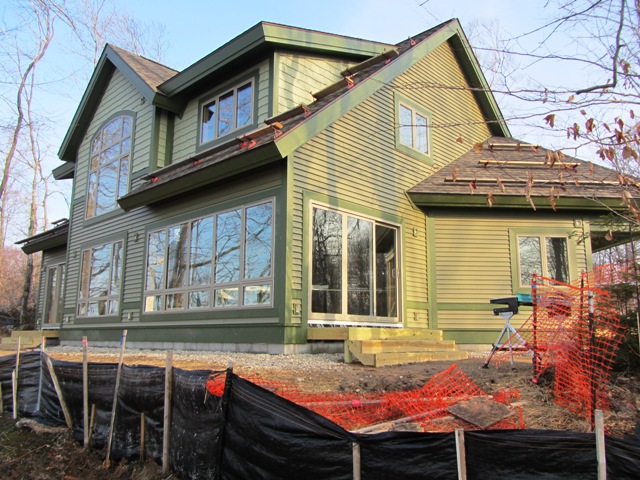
[1,351,639,479]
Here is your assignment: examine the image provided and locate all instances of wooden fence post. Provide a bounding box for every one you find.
[45,355,73,428]
[162,350,173,474]
[12,337,20,419]
[83,336,89,447]
[455,429,467,480]
[595,409,606,480]
[352,442,361,480]
[104,330,127,468]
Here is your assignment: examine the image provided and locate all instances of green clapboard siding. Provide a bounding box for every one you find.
[277,52,356,114]
[172,60,270,163]
[291,42,492,327]
[431,210,589,333]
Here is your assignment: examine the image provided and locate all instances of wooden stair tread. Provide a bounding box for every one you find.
[357,339,457,353]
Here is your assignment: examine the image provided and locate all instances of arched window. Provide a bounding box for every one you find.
[86,115,133,218]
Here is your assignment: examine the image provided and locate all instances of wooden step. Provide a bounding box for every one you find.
[357,339,457,354]
[347,327,443,341]
[0,330,59,350]
[9,330,59,339]
[371,350,469,367]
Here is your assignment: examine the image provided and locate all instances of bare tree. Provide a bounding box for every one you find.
[0,0,56,246]
[59,0,168,66]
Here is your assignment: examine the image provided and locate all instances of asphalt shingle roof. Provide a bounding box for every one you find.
[408,136,636,207]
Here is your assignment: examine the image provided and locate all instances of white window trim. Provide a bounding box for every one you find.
[398,101,430,155]
[516,234,571,287]
[143,198,275,313]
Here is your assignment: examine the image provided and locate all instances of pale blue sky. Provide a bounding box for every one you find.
[3,0,613,239]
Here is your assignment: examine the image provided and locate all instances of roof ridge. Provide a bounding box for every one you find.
[107,43,178,73]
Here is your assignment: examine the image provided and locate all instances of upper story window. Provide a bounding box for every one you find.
[399,104,429,154]
[200,81,253,144]
[86,115,133,218]
[394,93,431,162]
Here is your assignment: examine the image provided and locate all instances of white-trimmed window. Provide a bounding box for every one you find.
[200,81,253,144]
[78,241,123,317]
[398,103,429,155]
[310,205,399,323]
[144,199,274,312]
[518,235,569,286]
[86,115,132,218]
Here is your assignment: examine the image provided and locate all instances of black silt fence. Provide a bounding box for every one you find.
[1,350,639,479]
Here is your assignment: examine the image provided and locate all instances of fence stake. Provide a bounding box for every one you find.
[595,409,606,480]
[162,350,173,475]
[455,429,467,480]
[13,337,20,419]
[11,370,17,419]
[352,442,361,480]
[0,378,3,415]
[104,329,127,468]
[140,412,146,463]
[214,362,234,480]
[45,355,72,428]
[88,403,96,445]
[83,336,89,447]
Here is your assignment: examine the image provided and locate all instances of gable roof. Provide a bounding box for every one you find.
[119,19,511,210]
[58,45,178,162]
[407,136,636,211]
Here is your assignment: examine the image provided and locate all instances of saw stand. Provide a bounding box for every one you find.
[483,296,527,368]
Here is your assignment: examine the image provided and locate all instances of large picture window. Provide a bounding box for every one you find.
[311,206,398,323]
[518,235,569,286]
[200,81,253,144]
[78,241,123,317]
[86,115,132,218]
[144,200,273,312]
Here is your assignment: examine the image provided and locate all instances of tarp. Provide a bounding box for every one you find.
[170,368,222,480]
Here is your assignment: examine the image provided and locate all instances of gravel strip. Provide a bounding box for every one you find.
[45,345,348,373]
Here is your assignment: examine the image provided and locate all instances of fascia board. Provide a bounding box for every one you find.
[58,45,165,161]
[408,192,625,211]
[447,26,510,137]
[57,52,114,161]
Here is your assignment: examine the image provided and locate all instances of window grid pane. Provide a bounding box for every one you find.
[86,115,132,218]
[78,241,123,317]
[546,237,569,282]
[144,200,274,312]
[200,81,253,144]
[311,206,399,321]
[519,236,542,286]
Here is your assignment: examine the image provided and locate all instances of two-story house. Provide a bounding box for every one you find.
[18,19,628,364]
